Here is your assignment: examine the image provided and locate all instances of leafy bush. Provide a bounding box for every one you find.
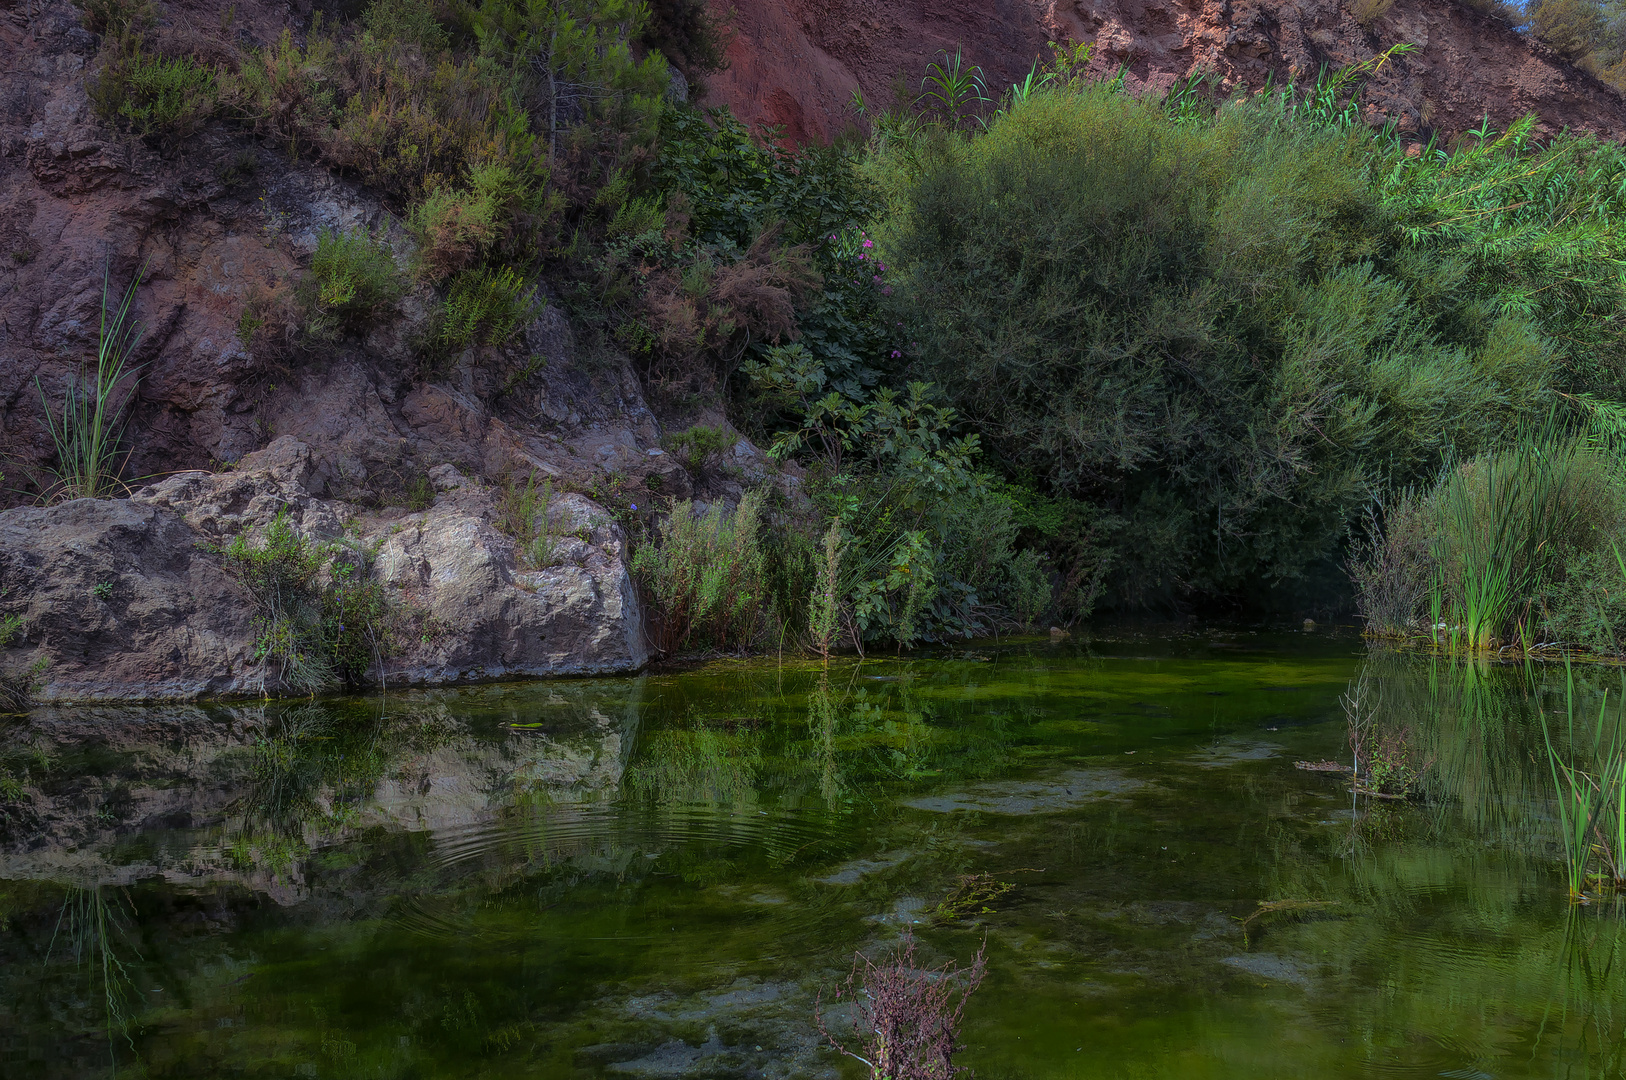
[221,512,392,693]
[632,490,767,653]
[90,51,220,139]
[439,266,537,348]
[301,228,404,340]
[663,424,735,475]
[879,84,1558,607]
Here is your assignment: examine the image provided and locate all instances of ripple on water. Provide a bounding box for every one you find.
[421,800,837,875]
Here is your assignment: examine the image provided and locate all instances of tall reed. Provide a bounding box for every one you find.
[35,262,148,500]
[1433,429,1581,650]
[1542,659,1626,901]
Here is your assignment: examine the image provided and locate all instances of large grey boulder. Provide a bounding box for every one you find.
[373,471,648,685]
[0,439,647,702]
[0,498,263,701]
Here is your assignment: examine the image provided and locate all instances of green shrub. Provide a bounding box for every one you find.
[221,512,392,693]
[440,266,537,348]
[632,490,767,653]
[90,52,219,139]
[1354,427,1626,650]
[1008,548,1051,628]
[362,0,449,51]
[409,165,541,282]
[301,228,404,340]
[75,0,155,36]
[880,85,1555,606]
[664,424,735,475]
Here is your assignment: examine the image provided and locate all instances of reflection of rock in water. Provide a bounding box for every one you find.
[0,684,640,902]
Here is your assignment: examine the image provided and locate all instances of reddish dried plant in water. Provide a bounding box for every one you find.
[815,934,988,1079]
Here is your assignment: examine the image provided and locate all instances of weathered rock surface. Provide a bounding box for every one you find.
[0,439,647,702]
[372,466,648,686]
[0,497,261,701]
[709,0,1626,146]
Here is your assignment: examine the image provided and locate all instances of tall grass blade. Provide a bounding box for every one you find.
[35,260,148,500]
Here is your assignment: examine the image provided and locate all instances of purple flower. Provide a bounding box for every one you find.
[862,239,874,249]
[890,349,902,358]
[630,503,638,511]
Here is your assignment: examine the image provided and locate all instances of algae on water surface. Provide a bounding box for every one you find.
[0,633,1623,1079]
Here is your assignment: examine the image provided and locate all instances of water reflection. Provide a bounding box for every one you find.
[2,639,1625,1078]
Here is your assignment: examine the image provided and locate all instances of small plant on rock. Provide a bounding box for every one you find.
[0,613,46,714]
[221,511,392,694]
[495,474,562,569]
[664,424,735,477]
[815,933,988,1080]
[36,261,147,501]
[300,227,404,341]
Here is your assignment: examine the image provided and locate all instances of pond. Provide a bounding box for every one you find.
[2,631,1623,1079]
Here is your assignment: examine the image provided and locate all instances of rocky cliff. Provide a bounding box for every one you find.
[707,0,1626,145]
[3,0,1624,700]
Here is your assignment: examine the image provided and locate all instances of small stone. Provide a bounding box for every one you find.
[1049,626,1070,640]
[428,463,467,491]
[1302,618,1317,632]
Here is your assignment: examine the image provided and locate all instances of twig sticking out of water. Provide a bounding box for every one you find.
[815,933,988,1080]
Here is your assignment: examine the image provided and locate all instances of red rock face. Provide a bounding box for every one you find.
[705,0,1626,143]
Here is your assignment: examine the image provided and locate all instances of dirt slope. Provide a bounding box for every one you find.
[707,0,1626,144]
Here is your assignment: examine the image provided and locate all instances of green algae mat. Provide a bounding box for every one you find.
[2,631,1623,1078]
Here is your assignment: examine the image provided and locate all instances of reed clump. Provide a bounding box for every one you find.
[1543,662,1626,902]
[1353,426,1626,655]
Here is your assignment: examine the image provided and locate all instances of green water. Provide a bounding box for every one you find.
[2,633,1624,1078]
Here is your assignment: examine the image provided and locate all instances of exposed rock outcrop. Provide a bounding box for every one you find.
[0,438,648,702]
[708,0,1626,146]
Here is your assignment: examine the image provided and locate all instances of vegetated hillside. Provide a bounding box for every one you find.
[707,0,1626,144]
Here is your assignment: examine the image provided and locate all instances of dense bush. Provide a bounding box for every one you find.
[632,490,768,653]
[874,85,1602,607]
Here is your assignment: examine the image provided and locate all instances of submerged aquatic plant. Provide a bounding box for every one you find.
[815,933,987,1080]
[1543,660,1626,902]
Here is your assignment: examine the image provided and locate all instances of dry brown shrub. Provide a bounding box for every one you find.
[154,24,242,72]
[637,224,819,383]
[709,227,817,343]
[1347,0,1396,27]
